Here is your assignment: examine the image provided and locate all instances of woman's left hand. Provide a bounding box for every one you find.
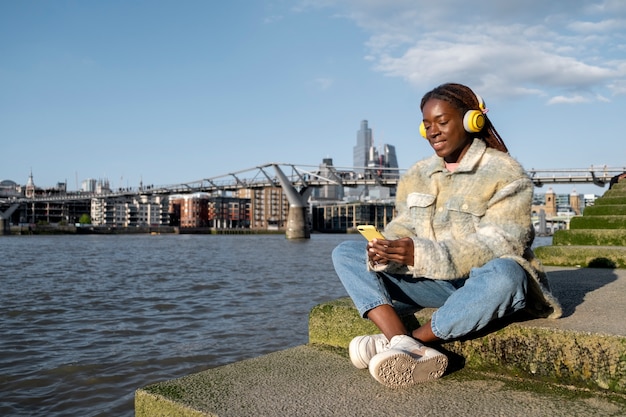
[368,237,414,266]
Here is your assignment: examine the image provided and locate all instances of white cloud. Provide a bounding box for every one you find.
[298,0,626,103]
[608,79,626,95]
[568,18,626,33]
[547,95,589,104]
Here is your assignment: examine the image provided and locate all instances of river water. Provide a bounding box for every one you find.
[1,233,361,416]
[0,233,552,416]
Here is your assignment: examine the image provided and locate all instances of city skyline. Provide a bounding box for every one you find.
[2,1,625,196]
[5,117,618,198]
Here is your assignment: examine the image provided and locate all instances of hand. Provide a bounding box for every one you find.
[367,237,415,266]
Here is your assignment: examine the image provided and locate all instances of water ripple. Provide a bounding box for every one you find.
[0,233,357,416]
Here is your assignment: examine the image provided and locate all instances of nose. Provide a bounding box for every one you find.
[428,123,440,139]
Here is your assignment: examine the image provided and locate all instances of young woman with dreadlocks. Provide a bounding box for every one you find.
[332,83,562,388]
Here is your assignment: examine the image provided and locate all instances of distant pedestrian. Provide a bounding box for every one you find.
[332,83,562,388]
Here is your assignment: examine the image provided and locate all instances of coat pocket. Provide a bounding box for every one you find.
[407,192,436,227]
[446,196,487,230]
[407,192,436,208]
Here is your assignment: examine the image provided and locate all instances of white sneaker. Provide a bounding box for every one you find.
[348,334,389,369]
[368,335,448,388]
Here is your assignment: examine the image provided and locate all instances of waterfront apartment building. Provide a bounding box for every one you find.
[248,187,289,230]
[168,193,210,228]
[168,193,252,229]
[91,194,169,227]
[19,199,90,225]
[209,195,250,229]
[311,200,396,232]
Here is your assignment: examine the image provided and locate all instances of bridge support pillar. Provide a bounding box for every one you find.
[0,204,20,235]
[0,218,8,235]
[273,164,311,239]
[286,206,310,239]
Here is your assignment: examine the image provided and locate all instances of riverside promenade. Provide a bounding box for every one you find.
[136,182,626,416]
[135,265,626,417]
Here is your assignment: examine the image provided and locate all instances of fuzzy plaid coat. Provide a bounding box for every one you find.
[375,139,562,319]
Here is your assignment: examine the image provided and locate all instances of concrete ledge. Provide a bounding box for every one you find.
[535,245,626,268]
[309,300,626,392]
[135,267,626,416]
[310,267,626,393]
[136,345,626,417]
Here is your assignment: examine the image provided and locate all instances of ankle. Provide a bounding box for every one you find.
[411,322,440,343]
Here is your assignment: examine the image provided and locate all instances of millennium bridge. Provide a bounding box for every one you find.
[3,163,624,203]
[1,164,624,238]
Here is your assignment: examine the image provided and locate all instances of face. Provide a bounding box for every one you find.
[421,98,472,163]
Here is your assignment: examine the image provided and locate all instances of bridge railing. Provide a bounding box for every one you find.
[4,164,625,204]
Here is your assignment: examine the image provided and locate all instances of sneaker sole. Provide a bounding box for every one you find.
[369,351,448,388]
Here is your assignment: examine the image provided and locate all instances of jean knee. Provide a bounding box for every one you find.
[332,240,363,264]
[481,258,528,301]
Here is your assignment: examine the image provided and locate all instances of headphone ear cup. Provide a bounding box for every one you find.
[463,110,485,133]
[419,122,427,138]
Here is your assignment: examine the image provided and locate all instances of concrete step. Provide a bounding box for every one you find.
[552,229,626,246]
[583,205,626,216]
[595,197,626,206]
[135,266,626,416]
[570,215,626,229]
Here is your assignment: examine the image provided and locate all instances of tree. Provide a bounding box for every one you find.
[78,214,91,225]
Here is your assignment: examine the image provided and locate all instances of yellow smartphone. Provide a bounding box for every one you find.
[357,225,385,241]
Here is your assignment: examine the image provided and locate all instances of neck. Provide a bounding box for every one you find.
[444,161,459,172]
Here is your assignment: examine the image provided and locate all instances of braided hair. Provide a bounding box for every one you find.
[420,83,508,153]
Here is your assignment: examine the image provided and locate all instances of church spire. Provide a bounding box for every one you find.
[25,169,35,198]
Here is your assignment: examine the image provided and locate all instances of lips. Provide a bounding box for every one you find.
[432,140,446,151]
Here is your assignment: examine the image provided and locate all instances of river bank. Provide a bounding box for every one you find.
[8,224,286,235]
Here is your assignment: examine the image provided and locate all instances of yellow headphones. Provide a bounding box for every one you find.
[420,92,486,138]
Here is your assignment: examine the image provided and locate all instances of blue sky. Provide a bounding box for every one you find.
[2,0,625,195]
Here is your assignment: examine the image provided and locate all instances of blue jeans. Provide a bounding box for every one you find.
[332,240,528,340]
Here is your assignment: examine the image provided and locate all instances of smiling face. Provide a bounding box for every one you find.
[421,98,473,164]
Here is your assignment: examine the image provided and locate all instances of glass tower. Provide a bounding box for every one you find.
[353,120,372,173]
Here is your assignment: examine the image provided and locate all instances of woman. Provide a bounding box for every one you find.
[332,83,562,388]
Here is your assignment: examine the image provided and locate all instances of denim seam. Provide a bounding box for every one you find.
[360,299,391,318]
[429,310,446,340]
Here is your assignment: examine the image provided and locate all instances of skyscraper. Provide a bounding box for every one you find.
[349,120,399,200]
[353,120,372,173]
[383,144,398,174]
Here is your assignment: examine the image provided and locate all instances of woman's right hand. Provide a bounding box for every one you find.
[368,237,414,266]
